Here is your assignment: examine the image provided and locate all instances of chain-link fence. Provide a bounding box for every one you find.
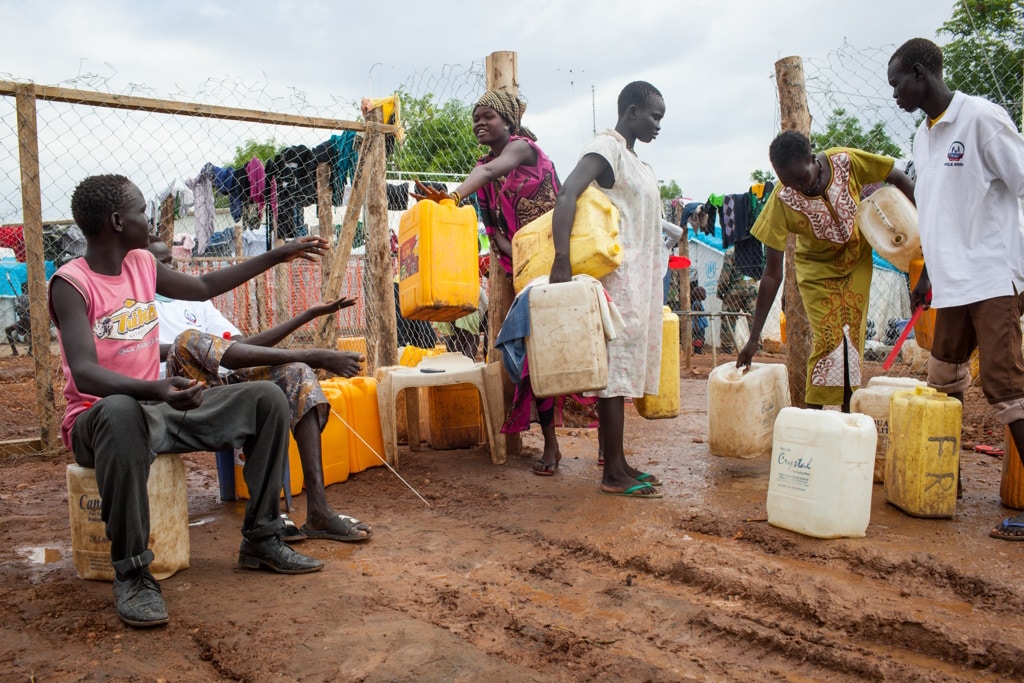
[0,61,490,458]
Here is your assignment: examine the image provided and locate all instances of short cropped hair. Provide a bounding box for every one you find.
[890,38,943,77]
[70,174,134,236]
[769,130,812,169]
[617,81,663,116]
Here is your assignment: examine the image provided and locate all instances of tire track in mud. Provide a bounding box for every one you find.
[360,461,1024,681]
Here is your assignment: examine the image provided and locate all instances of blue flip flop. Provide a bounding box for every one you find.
[989,517,1024,541]
[600,484,663,499]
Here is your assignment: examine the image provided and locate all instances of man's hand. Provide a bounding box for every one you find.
[158,377,205,411]
[275,235,329,263]
[306,297,357,320]
[910,273,932,311]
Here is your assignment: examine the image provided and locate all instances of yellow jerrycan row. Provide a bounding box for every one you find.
[511,186,622,292]
[635,307,680,419]
[885,386,961,518]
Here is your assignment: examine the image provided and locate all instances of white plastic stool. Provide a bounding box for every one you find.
[375,353,506,469]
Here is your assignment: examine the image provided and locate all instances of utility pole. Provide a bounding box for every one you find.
[591,85,596,135]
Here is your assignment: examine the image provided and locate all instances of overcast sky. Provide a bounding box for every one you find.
[1,0,958,212]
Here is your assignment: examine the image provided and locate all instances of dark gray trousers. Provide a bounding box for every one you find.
[71,382,289,576]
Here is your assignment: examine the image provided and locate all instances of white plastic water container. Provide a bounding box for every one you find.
[767,408,877,538]
[856,186,922,273]
[525,280,608,398]
[707,362,789,458]
[851,378,927,483]
[67,454,190,582]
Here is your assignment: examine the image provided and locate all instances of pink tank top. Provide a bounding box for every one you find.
[49,249,160,449]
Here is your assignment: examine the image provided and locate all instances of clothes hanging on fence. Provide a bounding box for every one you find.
[266,145,316,239]
[246,157,266,210]
[311,132,360,206]
[186,166,216,256]
[386,183,409,211]
[209,164,243,222]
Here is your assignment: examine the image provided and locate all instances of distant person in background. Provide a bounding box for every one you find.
[412,90,577,477]
[5,282,31,356]
[889,38,1024,541]
[147,240,373,544]
[550,80,667,498]
[736,130,915,412]
[716,247,758,354]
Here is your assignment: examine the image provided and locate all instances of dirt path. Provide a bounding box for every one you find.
[2,372,1024,681]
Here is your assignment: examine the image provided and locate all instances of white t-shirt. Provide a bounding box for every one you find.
[154,296,241,378]
[913,91,1024,308]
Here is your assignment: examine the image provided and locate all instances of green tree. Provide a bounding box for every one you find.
[939,0,1023,130]
[229,138,280,168]
[659,179,682,200]
[811,108,903,157]
[391,92,481,175]
[750,169,776,184]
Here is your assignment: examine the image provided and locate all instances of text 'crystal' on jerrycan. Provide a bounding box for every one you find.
[707,362,789,458]
[767,408,877,539]
[856,185,922,273]
[636,307,680,419]
[398,197,479,321]
[525,279,608,398]
[511,186,622,293]
[851,377,927,484]
[885,386,962,519]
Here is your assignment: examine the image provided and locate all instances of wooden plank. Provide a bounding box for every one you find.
[362,107,397,373]
[774,56,811,409]
[316,161,334,338]
[0,80,396,134]
[0,438,44,459]
[158,195,175,248]
[15,84,57,454]
[315,136,371,350]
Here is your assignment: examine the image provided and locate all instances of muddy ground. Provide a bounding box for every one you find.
[1,350,1023,682]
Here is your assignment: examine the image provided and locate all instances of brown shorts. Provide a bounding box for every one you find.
[928,293,1024,422]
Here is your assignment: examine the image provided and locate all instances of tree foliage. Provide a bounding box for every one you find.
[939,0,1023,130]
[811,108,903,157]
[659,179,682,200]
[750,169,777,184]
[229,138,280,169]
[390,92,482,175]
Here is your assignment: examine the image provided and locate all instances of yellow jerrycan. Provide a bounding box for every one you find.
[636,307,680,419]
[398,198,479,321]
[885,386,962,518]
[511,186,622,292]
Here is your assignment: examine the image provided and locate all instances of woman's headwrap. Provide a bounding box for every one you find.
[474,91,537,141]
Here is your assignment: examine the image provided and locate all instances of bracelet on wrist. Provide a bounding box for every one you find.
[450,190,461,204]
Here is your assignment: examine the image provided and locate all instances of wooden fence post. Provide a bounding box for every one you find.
[486,50,520,459]
[362,107,397,372]
[15,84,58,452]
[774,56,812,409]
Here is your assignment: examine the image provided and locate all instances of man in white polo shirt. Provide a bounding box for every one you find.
[889,38,1024,541]
[148,239,374,544]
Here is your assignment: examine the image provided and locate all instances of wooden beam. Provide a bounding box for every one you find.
[158,195,175,248]
[15,84,58,454]
[775,56,812,409]
[0,438,44,459]
[362,107,397,373]
[315,137,371,350]
[0,80,396,134]
[485,51,519,460]
[316,162,334,330]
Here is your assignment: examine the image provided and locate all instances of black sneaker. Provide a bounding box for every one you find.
[113,568,169,628]
[238,536,324,574]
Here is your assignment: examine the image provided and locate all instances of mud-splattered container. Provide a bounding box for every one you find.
[851,379,927,483]
[635,307,680,420]
[767,408,876,538]
[707,362,789,458]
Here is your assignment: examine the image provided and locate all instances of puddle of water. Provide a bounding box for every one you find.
[21,546,63,564]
